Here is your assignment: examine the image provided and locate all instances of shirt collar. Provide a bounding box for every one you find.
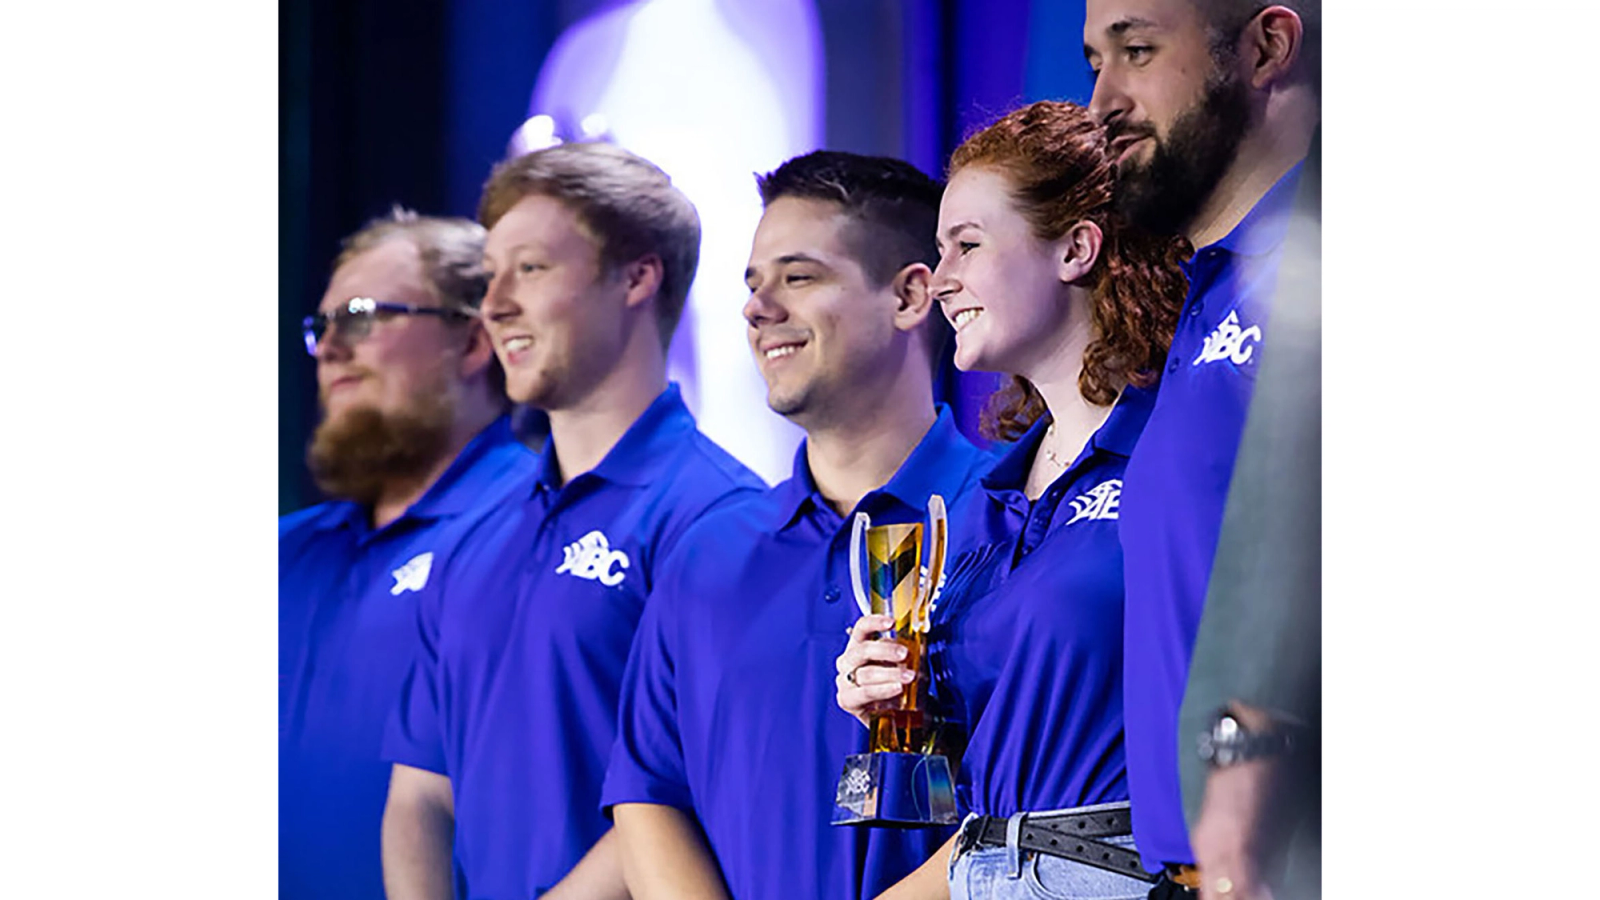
[1209,160,1306,259]
[309,499,367,534]
[307,415,526,533]
[872,405,974,512]
[406,416,525,518]
[980,385,1156,494]
[772,404,972,531]
[533,383,697,491]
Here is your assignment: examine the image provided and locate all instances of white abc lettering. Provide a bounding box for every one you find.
[1192,311,1263,367]
[555,530,632,587]
[1064,479,1122,526]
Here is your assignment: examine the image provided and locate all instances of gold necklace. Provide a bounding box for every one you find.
[1042,423,1070,470]
[1040,390,1125,473]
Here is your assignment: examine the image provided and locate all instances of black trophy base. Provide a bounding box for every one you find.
[832,751,958,827]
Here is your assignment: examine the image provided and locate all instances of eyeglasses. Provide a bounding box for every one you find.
[302,297,477,357]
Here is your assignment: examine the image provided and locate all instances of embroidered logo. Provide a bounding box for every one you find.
[390,552,434,596]
[1192,311,1263,366]
[555,530,632,587]
[1064,479,1122,526]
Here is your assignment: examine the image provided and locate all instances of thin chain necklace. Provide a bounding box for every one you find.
[1041,423,1071,470]
[1039,389,1125,474]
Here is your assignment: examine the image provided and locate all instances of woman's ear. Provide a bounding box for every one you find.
[1057,219,1103,285]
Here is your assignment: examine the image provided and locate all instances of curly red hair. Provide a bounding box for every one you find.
[948,101,1191,441]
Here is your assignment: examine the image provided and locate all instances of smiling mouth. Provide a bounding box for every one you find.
[952,308,983,330]
[501,335,533,354]
[762,341,805,361]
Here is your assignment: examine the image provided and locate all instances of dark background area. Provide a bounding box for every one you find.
[280,0,1092,514]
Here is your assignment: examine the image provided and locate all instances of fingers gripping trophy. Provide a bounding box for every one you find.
[832,495,958,827]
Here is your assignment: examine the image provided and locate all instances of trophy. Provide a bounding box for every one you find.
[832,495,958,827]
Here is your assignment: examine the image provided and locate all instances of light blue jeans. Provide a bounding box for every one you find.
[948,809,1152,900]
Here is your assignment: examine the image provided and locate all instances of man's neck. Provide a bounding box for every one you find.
[371,401,504,530]
[801,392,938,519]
[545,358,668,487]
[1186,90,1319,249]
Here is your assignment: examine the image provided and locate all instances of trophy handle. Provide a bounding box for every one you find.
[918,495,948,633]
[849,511,873,617]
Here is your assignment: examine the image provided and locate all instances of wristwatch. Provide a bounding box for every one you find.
[1197,708,1301,768]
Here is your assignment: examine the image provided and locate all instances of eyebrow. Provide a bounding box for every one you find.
[745,253,828,283]
[493,242,543,257]
[1110,15,1159,34]
[941,221,982,240]
[1084,16,1159,58]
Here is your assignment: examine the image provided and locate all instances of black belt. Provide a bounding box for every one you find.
[956,805,1158,884]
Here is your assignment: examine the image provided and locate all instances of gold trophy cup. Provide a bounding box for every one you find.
[832,495,957,827]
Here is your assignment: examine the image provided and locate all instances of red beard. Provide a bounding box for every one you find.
[306,386,456,506]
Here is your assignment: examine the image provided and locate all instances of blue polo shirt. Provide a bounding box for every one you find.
[929,388,1154,819]
[382,385,764,900]
[278,416,533,900]
[601,408,994,900]
[1120,164,1303,869]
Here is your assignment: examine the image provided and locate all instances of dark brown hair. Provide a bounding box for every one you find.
[755,150,952,368]
[477,142,701,350]
[948,101,1191,440]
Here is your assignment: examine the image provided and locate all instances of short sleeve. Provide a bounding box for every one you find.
[600,556,695,815]
[381,574,449,775]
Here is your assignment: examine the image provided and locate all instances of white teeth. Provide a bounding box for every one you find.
[765,344,800,360]
[504,337,533,352]
[954,309,982,328]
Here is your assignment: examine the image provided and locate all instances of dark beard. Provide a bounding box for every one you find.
[1112,66,1252,237]
[306,388,456,507]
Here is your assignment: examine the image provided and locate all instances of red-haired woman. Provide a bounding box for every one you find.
[834,100,1188,900]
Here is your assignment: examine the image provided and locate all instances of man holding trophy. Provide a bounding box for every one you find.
[603,151,995,900]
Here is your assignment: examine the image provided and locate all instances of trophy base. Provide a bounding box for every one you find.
[832,751,959,827]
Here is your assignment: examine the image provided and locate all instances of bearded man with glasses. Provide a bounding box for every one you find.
[279,208,535,900]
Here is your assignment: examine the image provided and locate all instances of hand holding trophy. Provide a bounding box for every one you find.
[832,495,958,827]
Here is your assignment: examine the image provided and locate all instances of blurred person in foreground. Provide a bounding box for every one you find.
[379,142,764,900]
[1082,0,1320,895]
[603,150,994,900]
[835,101,1188,900]
[279,209,532,900]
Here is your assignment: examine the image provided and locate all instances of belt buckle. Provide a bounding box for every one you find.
[1165,864,1203,891]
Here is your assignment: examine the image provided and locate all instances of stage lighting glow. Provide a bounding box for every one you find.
[580,113,610,139]
[525,0,822,485]
[509,114,562,156]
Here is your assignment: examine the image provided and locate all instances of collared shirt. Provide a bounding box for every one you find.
[278,416,534,900]
[601,407,995,900]
[928,387,1155,819]
[382,385,764,900]
[1119,164,1304,868]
